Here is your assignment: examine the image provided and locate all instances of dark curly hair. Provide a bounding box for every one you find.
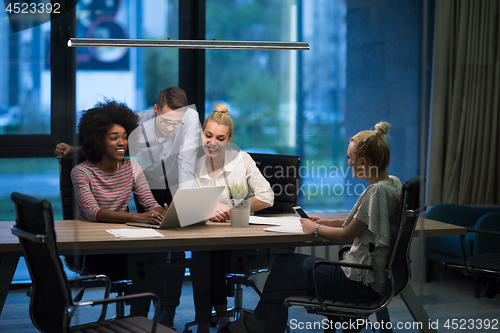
[78,100,139,162]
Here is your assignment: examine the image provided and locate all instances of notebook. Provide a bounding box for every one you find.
[126,185,225,229]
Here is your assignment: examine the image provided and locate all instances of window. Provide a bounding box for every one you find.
[205,0,348,211]
[0,1,75,157]
[0,158,61,221]
[0,15,50,136]
[75,0,180,121]
[205,0,421,212]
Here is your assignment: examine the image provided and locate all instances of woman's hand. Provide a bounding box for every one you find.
[308,216,344,227]
[135,210,164,225]
[300,218,319,234]
[54,143,74,159]
[157,203,168,216]
[308,216,329,224]
[210,202,230,222]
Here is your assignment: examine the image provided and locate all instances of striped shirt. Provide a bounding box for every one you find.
[71,159,160,221]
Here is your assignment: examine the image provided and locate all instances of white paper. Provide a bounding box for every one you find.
[264,224,305,234]
[259,216,304,233]
[249,216,282,225]
[249,215,301,226]
[106,229,164,238]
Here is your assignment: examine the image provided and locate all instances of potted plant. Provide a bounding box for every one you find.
[226,182,253,227]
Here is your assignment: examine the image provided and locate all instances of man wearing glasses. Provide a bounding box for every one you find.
[126,87,201,328]
[129,86,202,207]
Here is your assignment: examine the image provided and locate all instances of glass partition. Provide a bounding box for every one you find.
[205,0,347,212]
[0,11,50,135]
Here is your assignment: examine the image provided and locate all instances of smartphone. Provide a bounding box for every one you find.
[293,206,310,219]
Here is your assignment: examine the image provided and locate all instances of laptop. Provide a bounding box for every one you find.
[126,185,225,229]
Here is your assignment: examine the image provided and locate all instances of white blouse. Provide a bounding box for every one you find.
[194,149,274,206]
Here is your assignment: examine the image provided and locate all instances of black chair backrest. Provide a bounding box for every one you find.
[390,176,425,296]
[60,157,86,220]
[11,192,73,333]
[249,153,301,215]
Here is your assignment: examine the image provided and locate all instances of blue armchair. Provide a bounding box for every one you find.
[425,204,500,291]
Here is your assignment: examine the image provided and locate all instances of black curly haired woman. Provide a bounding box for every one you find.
[70,100,174,324]
[72,100,166,223]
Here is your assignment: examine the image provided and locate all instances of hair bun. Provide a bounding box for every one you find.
[374,122,390,137]
[213,103,229,114]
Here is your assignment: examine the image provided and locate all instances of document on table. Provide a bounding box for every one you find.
[106,229,164,238]
[264,224,305,234]
[249,215,300,226]
[248,216,305,234]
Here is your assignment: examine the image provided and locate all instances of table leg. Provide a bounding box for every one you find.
[400,285,438,333]
[0,252,21,315]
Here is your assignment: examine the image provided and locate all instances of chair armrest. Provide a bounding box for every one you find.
[76,292,161,333]
[447,229,500,275]
[338,246,351,260]
[313,259,374,271]
[68,274,112,321]
[68,274,111,284]
[80,291,160,306]
[474,213,500,231]
[311,260,376,310]
[453,225,500,270]
[469,214,500,255]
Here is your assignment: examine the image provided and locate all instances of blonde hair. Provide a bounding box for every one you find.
[203,103,234,138]
[350,122,391,170]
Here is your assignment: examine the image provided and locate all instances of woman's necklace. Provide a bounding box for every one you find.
[97,162,120,181]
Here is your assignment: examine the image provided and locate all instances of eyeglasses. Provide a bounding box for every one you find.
[157,119,184,128]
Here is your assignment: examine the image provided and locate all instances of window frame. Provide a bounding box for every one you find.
[0,8,76,158]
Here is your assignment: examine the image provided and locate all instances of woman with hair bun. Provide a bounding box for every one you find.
[220,122,402,333]
[195,103,274,220]
[190,103,274,333]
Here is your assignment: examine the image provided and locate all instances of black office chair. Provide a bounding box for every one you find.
[441,213,500,299]
[284,176,426,333]
[59,157,132,317]
[250,153,301,215]
[10,191,175,333]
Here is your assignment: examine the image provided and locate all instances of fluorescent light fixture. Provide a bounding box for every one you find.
[67,38,309,50]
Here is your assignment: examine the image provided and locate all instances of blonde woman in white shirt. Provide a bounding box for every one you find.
[191,103,274,333]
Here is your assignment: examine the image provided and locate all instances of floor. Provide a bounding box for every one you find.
[1,267,499,333]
